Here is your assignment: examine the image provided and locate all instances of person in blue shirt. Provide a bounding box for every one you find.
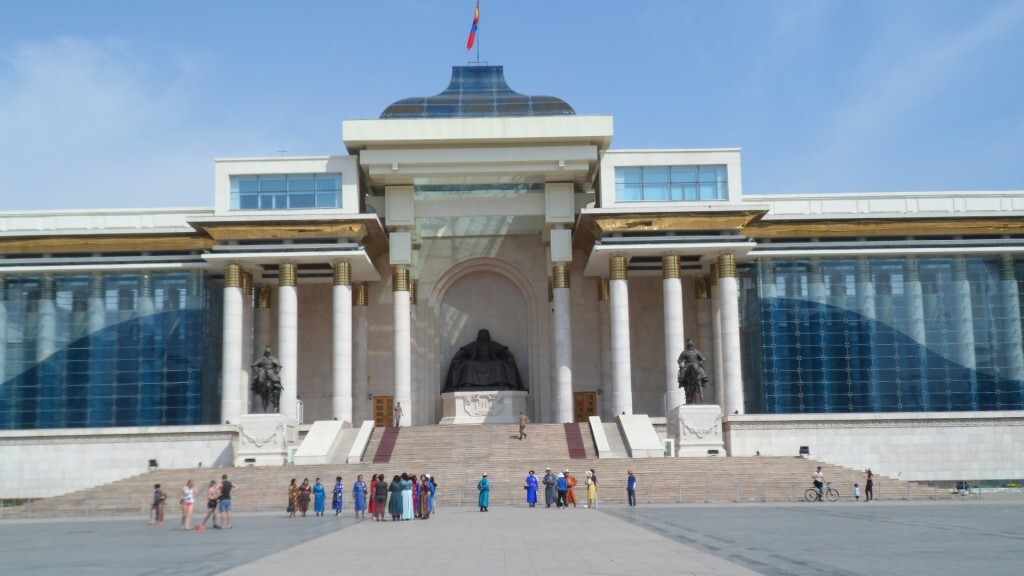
[626,470,637,507]
[556,472,568,509]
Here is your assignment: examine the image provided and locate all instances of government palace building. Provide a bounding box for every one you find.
[3,65,1023,498]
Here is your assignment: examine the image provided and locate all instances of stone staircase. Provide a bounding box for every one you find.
[1,423,946,518]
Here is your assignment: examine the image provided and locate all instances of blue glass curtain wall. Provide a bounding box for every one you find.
[0,271,219,430]
[740,256,1024,414]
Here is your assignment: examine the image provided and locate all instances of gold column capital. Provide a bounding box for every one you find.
[241,271,253,296]
[717,254,737,278]
[333,261,352,286]
[547,278,554,302]
[552,264,570,289]
[410,280,418,305]
[224,263,242,288]
[279,262,297,287]
[40,275,55,300]
[392,267,409,292]
[609,255,627,280]
[598,278,609,302]
[1000,254,1016,281]
[695,276,710,300]
[354,283,369,306]
[710,262,720,287]
[662,255,680,279]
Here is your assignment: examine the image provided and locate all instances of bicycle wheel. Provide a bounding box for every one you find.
[826,488,839,502]
[804,488,818,502]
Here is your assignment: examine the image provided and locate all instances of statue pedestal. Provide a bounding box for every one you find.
[234,413,298,466]
[668,404,726,457]
[439,390,528,425]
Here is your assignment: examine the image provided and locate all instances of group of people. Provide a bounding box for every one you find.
[288,473,437,521]
[160,474,237,531]
[811,466,874,502]
[525,468,602,509]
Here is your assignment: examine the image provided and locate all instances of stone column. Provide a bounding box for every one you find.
[221,263,244,424]
[999,255,1024,392]
[546,278,555,423]
[855,257,881,411]
[903,257,929,410]
[37,275,57,362]
[333,261,354,424]
[392,266,411,426]
[662,255,685,410]
[240,272,253,415]
[278,262,299,421]
[254,285,272,359]
[695,276,715,405]
[951,256,978,409]
[609,255,633,416]
[552,264,574,423]
[598,279,612,419]
[353,284,369,424]
[718,254,744,415]
[710,263,725,411]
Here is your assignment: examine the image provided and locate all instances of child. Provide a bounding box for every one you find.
[150,484,166,525]
[854,483,861,502]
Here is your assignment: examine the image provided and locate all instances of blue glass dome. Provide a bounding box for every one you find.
[381,65,575,119]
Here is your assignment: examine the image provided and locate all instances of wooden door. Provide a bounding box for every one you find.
[573,391,597,422]
[374,396,394,427]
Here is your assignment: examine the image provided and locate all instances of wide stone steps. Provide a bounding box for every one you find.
[2,425,943,518]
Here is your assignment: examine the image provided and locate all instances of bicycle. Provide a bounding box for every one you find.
[805,482,839,502]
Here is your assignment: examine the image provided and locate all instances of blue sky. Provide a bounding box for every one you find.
[1,1,1022,211]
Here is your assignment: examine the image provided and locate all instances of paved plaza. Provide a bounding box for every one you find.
[2,499,1022,575]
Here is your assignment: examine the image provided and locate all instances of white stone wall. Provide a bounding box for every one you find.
[725,412,1024,481]
[0,426,235,499]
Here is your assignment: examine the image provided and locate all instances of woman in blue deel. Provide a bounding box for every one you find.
[477,472,490,512]
[525,470,538,507]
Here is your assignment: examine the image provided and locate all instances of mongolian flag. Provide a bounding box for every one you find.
[467,1,480,50]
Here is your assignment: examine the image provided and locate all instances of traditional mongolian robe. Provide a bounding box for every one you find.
[332,480,344,513]
[297,482,311,515]
[400,479,414,520]
[288,483,298,513]
[313,481,326,514]
[418,481,431,518]
[477,476,490,509]
[565,474,578,506]
[353,480,367,512]
[525,474,538,505]
[368,480,377,515]
[543,471,557,507]
[388,480,403,519]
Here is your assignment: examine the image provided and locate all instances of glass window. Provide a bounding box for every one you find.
[229,173,343,211]
[615,165,727,202]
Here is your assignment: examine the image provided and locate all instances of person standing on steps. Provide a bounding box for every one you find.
[477,472,490,512]
[626,470,637,507]
[393,402,403,427]
[865,469,874,502]
[518,411,528,440]
[218,474,237,528]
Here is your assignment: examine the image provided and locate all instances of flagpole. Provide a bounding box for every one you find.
[476,2,481,64]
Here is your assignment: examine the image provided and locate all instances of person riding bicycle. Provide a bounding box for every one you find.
[812,466,825,501]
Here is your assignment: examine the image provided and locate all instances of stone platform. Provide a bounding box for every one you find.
[439,390,528,424]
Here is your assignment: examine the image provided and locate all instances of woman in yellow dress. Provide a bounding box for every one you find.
[586,470,597,509]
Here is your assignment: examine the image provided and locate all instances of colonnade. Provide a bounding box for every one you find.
[218,252,747,426]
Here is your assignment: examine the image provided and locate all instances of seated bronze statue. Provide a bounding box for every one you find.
[443,329,525,392]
